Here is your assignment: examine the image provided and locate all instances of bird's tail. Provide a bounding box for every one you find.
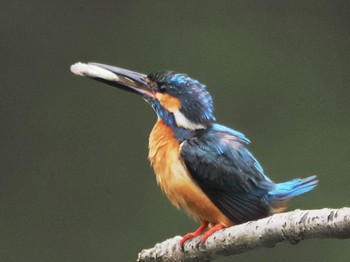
[268,175,318,213]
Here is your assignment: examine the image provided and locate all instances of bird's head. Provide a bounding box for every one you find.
[71,62,215,131]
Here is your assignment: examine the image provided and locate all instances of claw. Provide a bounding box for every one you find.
[179,221,209,249]
[200,223,224,243]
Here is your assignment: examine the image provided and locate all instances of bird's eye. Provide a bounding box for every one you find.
[159,85,167,93]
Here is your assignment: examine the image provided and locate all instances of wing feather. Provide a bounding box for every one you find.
[181,125,275,224]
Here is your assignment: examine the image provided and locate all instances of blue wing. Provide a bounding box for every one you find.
[181,124,276,224]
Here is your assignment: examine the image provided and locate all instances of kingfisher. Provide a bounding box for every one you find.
[70,62,317,247]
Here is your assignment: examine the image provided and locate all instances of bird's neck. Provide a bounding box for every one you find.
[151,100,210,142]
[162,116,195,142]
[153,107,194,142]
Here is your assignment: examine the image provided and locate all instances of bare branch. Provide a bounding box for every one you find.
[137,208,350,262]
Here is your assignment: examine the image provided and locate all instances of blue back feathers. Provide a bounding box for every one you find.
[211,123,250,144]
[180,123,318,224]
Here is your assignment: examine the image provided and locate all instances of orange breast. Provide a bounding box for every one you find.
[148,120,233,226]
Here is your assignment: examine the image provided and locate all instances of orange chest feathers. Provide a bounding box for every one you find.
[148,120,233,226]
[148,120,193,209]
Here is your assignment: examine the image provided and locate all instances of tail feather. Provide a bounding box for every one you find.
[269,175,318,213]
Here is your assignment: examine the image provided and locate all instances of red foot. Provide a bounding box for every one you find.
[179,221,209,248]
[200,223,224,243]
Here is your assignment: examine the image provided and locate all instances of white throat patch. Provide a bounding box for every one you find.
[173,110,206,130]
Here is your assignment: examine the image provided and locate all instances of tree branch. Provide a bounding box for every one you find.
[137,208,350,262]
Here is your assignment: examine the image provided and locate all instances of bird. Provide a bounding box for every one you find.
[70,62,318,248]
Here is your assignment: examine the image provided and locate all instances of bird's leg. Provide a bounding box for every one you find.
[179,220,209,248]
[200,223,225,243]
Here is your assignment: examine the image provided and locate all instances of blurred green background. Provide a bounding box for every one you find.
[1,1,349,261]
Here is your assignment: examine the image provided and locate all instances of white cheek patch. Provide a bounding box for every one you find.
[173,110,206,130]
[70,62,119,81]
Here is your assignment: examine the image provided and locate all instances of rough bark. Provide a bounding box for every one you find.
[137,208,350,262]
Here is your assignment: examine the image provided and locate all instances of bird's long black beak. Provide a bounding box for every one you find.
[70,62,156,98]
